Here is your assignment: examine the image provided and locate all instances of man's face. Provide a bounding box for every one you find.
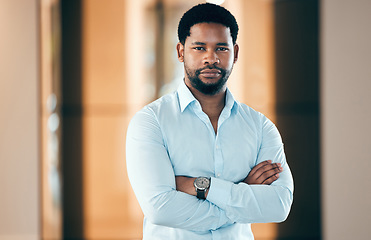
[177,22,239,95]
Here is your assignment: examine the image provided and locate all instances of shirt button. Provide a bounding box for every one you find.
[216,145,219,149]
[217,173,221,177]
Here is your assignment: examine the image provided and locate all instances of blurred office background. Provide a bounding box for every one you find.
[0,0,370,239]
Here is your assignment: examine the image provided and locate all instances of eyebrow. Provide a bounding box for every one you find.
[191,41,230,46]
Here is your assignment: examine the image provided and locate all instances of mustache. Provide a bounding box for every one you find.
[196,65,225,74]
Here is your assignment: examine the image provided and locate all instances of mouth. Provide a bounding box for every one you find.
[199,69,221,78]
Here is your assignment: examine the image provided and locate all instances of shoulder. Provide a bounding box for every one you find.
[237,102,283,146]
[236,102,266,125]
[236,103,283,145]
[144,91,179,116]
[235,102,280,138]
[129,92,179,127]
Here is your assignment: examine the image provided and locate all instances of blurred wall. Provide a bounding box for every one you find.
[61,0,144,239]
[81,0,142,238]
[273,0,321,239]
[0,0,40,239]
[321,0,371,239]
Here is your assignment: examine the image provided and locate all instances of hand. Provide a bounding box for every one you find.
[243,160,283,185]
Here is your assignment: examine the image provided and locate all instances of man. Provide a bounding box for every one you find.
[126,3,293,239]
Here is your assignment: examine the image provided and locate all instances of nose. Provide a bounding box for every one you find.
[203,50,220,65]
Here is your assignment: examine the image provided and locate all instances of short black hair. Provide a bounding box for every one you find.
[178,3,239,45]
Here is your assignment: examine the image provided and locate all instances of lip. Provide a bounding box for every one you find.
[200,69,221,78]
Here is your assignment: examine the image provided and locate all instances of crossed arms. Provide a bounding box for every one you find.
[176,160,283,198]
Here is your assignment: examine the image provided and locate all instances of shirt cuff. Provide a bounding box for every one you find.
[207,177,233,210]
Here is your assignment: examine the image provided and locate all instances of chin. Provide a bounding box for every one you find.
[200,77,221,84]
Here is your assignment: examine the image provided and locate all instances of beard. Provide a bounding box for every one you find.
[184,64,232,95]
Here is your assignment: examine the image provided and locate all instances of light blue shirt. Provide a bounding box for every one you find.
[126,80,294,240]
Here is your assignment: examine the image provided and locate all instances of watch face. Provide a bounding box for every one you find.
[194,177,210,190]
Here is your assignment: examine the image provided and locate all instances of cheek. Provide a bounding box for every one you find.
[222,54,235,67]
[188,52,201,61]
[184,54,201,68]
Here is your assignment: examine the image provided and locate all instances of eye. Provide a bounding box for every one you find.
[217,47,229,51]
[193,47,205,51]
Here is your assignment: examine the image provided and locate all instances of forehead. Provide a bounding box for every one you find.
[186,22,232,44]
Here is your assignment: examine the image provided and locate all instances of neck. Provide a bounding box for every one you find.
[185,80,226,118]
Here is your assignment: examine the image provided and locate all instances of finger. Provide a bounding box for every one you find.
[248,160,272,177]
[255,162,281,176]
[262,173,280,185]
[256,164,283,183]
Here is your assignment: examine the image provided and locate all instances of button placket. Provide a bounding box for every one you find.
[192,103,215,135]
[214,134,224,178]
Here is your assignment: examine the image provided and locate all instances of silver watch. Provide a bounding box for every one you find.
[194,177,210,199]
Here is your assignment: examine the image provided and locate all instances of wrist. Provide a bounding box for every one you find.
[205,188,209,198]
[175,176,197,196]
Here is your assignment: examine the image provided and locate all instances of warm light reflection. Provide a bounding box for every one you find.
[206,0,225,6]
[40,0,62,239]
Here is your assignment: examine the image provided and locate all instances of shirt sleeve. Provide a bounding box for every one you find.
[206,115,294,223]
[126,107,233,232]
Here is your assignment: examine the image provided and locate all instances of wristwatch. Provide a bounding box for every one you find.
[194,177,210,199]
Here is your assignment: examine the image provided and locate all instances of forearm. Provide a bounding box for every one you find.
[135,186,233,231]
[206,162,293,224]
[207,177,293,223]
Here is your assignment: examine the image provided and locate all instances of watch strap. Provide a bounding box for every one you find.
[196,189,206,199]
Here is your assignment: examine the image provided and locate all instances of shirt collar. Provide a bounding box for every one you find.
[177,80,197,112]
[225,87,238,114]
[177,80,238,113]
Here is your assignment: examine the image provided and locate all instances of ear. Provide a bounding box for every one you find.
[176,42,184,62]
[233,43,239,63]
